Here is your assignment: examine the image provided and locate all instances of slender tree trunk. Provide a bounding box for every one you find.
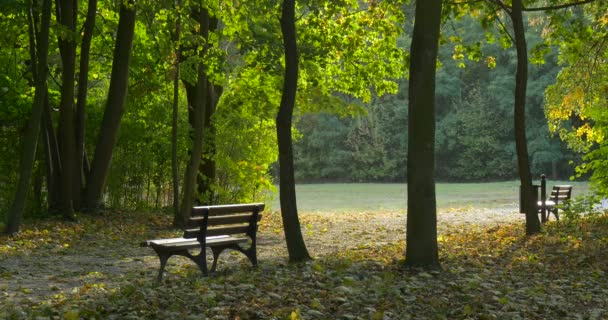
[404,0,442,269]
[43,94,61,213]
[33,157,43,214]
[56,0,77,219]
[84,0,136,211]
[6,0,52,234]
[277,0,311,262]
[511,0,541,235]
[73,0,97,211]
[176,4,209,227]
[171,0,182,217]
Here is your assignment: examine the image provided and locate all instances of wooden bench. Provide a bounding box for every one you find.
[142,203,264,282]
[538,185,573,222]
[535,175,573,222]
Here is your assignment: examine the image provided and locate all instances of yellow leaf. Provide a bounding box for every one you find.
[290,308,302,320]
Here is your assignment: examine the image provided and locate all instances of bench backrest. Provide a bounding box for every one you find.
[183,203,265,240]
[549,185,572,205]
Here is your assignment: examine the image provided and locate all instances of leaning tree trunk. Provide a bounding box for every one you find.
[6,0,52,234]
[511,0,541,235]
[56,0,78,220]
[176,4,210,227]
[84,0,136,211]
[73,0,97,210]
[404,0,443,269]
[277,0,311,262]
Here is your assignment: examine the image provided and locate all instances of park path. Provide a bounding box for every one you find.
[0,205,521,305]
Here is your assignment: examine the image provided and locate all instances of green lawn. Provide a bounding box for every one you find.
[272,181,590,212]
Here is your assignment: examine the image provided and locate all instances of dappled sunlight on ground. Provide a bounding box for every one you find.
[1,206,606,319]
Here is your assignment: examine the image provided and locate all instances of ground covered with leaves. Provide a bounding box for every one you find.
[1,208,607,319]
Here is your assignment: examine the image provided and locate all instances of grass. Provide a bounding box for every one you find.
[272,180,590,212]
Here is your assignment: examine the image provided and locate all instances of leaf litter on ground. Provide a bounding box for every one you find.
[0,208,607,319]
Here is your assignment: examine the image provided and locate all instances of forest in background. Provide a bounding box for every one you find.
[0,0,605,225]
[293,17,575,183]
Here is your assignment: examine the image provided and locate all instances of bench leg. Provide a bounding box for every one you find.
[156,252,171,283]
[208,244,257,273]
[190,252,209,276]
[154,249,208,282]
[210,246,223,273]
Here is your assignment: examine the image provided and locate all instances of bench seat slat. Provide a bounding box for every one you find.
[143,236,248,251]
[183,225,251,238]
[141,235,231,247]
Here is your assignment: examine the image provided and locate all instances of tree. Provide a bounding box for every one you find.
[73,0,98,210]
[176,3,210,226]
[511,0,542,235]
[171,0,182,217]
[405,0,443,269]
[476,0,600,234]
[55,0,78,219]
[277,0,311,262]
[545,1,608,194]
[5,0,52,234]
[84,0,137,211]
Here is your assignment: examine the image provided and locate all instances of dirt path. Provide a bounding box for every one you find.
[0,206,521,304]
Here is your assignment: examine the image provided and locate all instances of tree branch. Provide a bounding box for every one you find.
[486,0,512,15]
[524,0,597,12]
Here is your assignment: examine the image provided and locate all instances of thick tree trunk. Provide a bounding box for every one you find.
[56,0,77,219]
[84,0,136,211]
[404,0,442,269]
[176,5,209,227]
[6,0,52,234]
[73,0,97,210]
[277,0,311,262]
[511,0,541,235]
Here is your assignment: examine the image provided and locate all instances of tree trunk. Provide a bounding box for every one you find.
[42,94,61,213]
[404,0,442,269]
[197,83,221,204]
[511,0,541,235]
[176,4,209,227]
[277,0,311,262]
[56,0,78,219]
[171,0,182,217]
[5,0,52,234]
[84,0,136,211]
[73,0,97,210]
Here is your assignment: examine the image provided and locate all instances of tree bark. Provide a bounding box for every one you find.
[56,0,78,219]
[6,0,52,234]
[171,0,182,218]
[84,0,136,211]
[176,4,209,227]
[42,93,61,213]
[511,0,541,235]
[197,83,221,204]
[277,0,312,262]
[73,0,97,210]
[404,0,442,269]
